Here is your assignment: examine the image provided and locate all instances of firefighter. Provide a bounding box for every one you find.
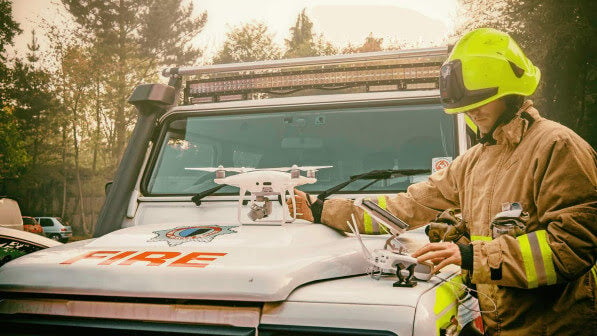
[289,28,596,335]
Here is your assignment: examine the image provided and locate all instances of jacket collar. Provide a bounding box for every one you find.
[486,100,540,146]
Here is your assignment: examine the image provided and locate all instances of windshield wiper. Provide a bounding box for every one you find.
[191,185,226,206]
[191,168,429,206]
[317,169,430,201]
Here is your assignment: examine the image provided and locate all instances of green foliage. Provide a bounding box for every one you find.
[457,0,597,148]
[0,0,21,60]
[62,0,208,164]
[213,22,281,64]
[342,33,383,54]
[0,106,30,179]
[0,27,56,180]
[1,0,208,235]
[284,9,337,58]
[138,0,207,66]
[26,30,40,63]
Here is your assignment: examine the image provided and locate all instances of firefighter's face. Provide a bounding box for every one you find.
[465,99,506,134]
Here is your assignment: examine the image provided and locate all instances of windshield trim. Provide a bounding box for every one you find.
[141,95,453,197]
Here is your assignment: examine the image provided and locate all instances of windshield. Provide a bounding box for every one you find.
[145,103,456,195]
[22,217,37,225]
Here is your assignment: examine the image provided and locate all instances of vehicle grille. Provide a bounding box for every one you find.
[1,315,397,336]
[2,314,255,336]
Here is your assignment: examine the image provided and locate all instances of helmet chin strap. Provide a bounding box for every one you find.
[477,97,523,144]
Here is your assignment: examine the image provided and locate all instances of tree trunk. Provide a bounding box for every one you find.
[92,79,101,173]
[113,0,128,168]
[61,122,68,218]
[71,93,89,236]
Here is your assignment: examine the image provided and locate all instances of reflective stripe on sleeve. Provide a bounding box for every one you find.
[363,211,374,234]
[517,230,557,288]
[518,234,538,288]
[377,196,389,234]
[361,196,391,234]
[471,235,492,241]
[378,195,387,209]
[535,230,557,285]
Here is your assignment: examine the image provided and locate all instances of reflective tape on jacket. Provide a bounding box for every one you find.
[362,195,388,234]
[377,196,389,234]
[434,275,465,335]
[471,235,492,241]
[517,230,557,288]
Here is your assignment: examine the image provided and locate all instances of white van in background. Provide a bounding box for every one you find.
[0,197,23,231]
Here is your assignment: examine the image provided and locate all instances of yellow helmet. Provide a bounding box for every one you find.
[439,28,541,114]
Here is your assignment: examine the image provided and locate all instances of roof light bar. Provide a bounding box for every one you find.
[163,48,447,78]
[165,47,448,104]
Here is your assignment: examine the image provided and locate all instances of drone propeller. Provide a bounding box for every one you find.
[256,165,333,172]
[185,166,255,173]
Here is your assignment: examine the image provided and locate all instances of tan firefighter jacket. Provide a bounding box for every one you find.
[320,101,597,335]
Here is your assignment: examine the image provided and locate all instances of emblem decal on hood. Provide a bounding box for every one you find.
[149,225,237,246]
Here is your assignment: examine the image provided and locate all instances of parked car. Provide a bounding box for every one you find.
[0,197,23,231]
[21,216,43,235]
[0,227,62,267]
[35,217,72,242]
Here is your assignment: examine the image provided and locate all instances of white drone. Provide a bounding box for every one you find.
[185,164,332,225]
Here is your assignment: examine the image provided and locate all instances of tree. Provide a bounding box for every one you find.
[62,0,208,166]
[342,33,383,54]
[0,0,21,61]
[0,106,29,180]
[284,9,337,58]
[457,0,597,148]
[213,22,281,64]
[26,30,40,63]
[0,2,26,182]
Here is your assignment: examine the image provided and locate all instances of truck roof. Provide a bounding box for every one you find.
[162,89,441,121]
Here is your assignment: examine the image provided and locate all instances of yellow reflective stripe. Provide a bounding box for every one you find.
[464,114,478,133]
[471,235,492,241]
[363,212,374,234]
[434,275,464,335]
[377,196,389,234]
[518,234,539,288]
[377,195,387,209]
[535,230,557,285]
[591,265,597,287]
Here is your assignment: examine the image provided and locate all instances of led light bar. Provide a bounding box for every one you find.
[168,48,448,104]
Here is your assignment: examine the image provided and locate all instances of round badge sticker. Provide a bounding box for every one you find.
[432,157,452,173]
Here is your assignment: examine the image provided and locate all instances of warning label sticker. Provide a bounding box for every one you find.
[432,157,453,173]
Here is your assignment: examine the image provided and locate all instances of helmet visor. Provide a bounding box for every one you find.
[439,60,499,111]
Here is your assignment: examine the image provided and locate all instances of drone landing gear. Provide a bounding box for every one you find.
[393,263,417,287]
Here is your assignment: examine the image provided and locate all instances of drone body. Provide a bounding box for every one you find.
[214,170,316,194]
[186,165,331,224]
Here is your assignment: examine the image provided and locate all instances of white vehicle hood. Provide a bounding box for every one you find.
[0,221,382,301]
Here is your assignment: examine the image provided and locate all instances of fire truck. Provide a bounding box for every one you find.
[0,48,479,335]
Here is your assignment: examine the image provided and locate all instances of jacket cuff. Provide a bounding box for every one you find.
[310,199,324,223]
[458,243,474,271]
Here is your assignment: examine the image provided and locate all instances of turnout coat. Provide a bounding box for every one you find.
[320,101,597,335]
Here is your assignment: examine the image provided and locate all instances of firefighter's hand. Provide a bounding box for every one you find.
[412,242,461,273]
[286,189,315,222]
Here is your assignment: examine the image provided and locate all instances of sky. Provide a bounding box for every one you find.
[9,0,459,63]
